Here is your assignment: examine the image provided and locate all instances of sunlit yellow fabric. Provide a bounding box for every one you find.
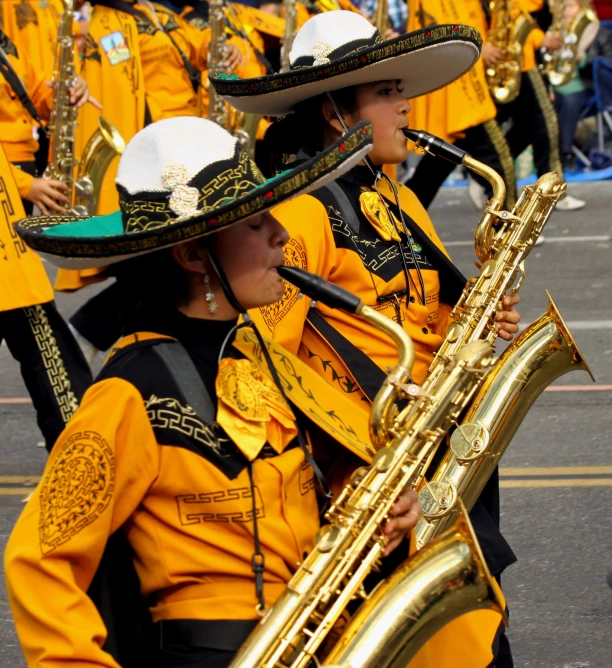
[216,357,297,461]
[0,141,53,311]
[4,325,374,664]
[408,0,497,144]
[252,179,454,405]
[1,0,63,80]
[0,30,53,196]
[226,3,285,39]
[359,190,402,242]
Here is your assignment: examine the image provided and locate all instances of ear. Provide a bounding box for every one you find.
[322,98,348,137]
[171,240,209,277]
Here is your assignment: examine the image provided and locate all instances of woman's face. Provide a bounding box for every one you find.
[345,81,410,166]
[211,211,289,311]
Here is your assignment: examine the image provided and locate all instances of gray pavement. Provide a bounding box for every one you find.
[1,181,611,666]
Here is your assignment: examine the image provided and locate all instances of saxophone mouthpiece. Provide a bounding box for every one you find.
[403,129,468,166]
[277,266,362,314]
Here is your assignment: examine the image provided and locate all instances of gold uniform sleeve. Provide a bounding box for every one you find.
[4,378,160,668]
[9,161,34,199]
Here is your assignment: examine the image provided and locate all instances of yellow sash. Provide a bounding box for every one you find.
[0,142,53,311]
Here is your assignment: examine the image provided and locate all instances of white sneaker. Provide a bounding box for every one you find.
[467,175,486,210]
[556,194,586,211]
[535,235,545,246]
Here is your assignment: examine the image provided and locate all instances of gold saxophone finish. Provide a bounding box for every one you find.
[486,0,537,104]
[230,299,496,668]
[280,0,297,73]
[415,294,594,548]
[46,0,124,215]
[208,0,231,129]
[72,116,126,216]
[373,0,389,36]
[404,129,593,550]
[541,0,599,87]
[324,506,506,668]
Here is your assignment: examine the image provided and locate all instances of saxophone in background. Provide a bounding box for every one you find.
[541,0,599,87]
[485,0,536,103]
[280,0,297,72]
[229,267,505,668]
[46,0,124,215]
[403,129,593,550]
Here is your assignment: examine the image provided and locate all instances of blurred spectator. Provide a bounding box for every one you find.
[593,0,612,21]
[553,1,612,167]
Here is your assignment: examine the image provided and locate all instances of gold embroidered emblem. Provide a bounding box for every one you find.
[161,164,202,220]
[216,358,296,461]
[39,431,114,555]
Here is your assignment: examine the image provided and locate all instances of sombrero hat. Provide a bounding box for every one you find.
[209,11,483,116]
[15,116,373,269]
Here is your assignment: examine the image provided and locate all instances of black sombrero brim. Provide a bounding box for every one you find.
[16,122,373,270]
[211,24,482,116]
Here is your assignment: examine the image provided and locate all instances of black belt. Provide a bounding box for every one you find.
[154,619,258,652]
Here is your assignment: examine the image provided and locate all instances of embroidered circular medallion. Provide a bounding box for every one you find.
[39,431,114,555]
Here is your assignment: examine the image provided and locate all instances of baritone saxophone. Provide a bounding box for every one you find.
[403,129,593,549]
[485,0,536,103]
[46,0,124,215]
[230,266,505,668]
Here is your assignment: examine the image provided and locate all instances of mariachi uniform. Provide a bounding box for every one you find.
[0,29,53,207]
[406,0,517,210]
[211,11,515,667]
[492,0,564,177]
[7,116,375,667]
[0,140,91,450]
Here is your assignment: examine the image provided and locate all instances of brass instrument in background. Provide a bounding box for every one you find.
[230,266,504,668]
[280,0,297,72]
[208,0,259,154]
[46,0,124,215]
[541,0,599,87]
[404,129,593,549]
[373,0,389,35]
[485,0,536,104]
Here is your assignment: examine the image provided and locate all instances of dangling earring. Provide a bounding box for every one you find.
[203,272,218,315]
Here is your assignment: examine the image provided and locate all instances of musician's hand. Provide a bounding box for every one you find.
[225,43,245,71]
[542,33,563,52]
[496,293,521,341]
[69,76,100,108]
[482,43,504,67]
[383,489,422,556]
[26,178,69,215]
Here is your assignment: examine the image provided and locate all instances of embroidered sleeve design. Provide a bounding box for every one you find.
[39,431,114,555]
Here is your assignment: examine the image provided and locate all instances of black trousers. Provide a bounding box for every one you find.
[407,119,517,210]
[496,68,564,178]
[0,301,92,450]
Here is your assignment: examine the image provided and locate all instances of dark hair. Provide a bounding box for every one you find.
[262,86,359,175]
[112,238,210,308]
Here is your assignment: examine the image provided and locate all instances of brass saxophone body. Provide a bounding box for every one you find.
[230,267,503,668]
[404,129,593,549]
[208,0,231,128]
[486,0,536,104]
[541,0,599,87]
[280,0,297,73]
[46,1,124,215]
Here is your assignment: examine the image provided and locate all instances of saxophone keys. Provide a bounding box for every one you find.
[450,422,490,462]
[418,480,458,519]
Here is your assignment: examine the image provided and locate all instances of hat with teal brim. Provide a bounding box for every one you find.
[209,11,483,116]
[15,116,374,269]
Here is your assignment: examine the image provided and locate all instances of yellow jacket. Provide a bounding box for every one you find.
[5,313,373,666]
[0,30,53,197]
[0,139,53,311]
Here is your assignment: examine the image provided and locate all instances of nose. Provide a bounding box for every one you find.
[268,212,289,247]
[398,97,411,117]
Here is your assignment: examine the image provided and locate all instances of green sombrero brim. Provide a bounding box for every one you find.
[15,121,373,270]
[210,24,482,116]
